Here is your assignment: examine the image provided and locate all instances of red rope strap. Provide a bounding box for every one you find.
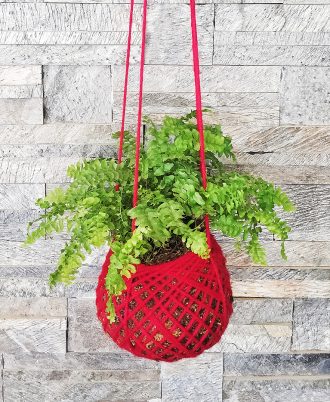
[189,0,212,249]
[132,0,148,231]
[190,1,226,319]
[119,0,212,250]
[118,0,135,165]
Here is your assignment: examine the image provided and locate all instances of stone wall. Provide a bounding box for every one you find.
[0,1,329,401]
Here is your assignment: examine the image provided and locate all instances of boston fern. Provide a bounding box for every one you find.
[25,112,294,321]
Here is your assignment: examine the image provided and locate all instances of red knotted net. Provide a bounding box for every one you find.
[96,235,233,362]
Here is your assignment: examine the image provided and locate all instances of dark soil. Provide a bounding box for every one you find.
[140,235,188,265]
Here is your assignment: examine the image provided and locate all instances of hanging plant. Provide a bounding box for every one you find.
[25,111,294,360]
[25,0,294,362]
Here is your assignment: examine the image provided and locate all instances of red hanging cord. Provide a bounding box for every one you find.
[189,0,227,322]
[189,1,228,324]
[118,0,135,165]
[121,0,212,246]
[132,0,148,231]
[189,0,212,249]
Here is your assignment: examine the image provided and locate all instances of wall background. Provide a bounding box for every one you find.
[0,0,329,401]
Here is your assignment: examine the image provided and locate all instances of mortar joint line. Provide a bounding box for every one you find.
[211,4,216,65]
[1,353,4,402]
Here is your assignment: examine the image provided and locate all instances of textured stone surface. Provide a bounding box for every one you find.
[285,0,330,3]
[213,26,330,67]
[215,4,330,32]
[292,299,330,351]
[0,278,64,298]
[0,143,116,183]
[0,61,42,128]
[0,31,141,46]
[113,92,280,127]
[3,351,159,370]
[146,4,213,65]
[0,240,60,267]
[227,150,330,167]
[113,65,282,93]
[0,265,57,278]
[0,184,44,210]
[0,239,103,267]
[215,31,330,46]
[3,375,161,402]
[0,99,43,124]
[229,125,330,154]
[213,44,329,66]
[44,66,112,123]
[224,353,330,375]
[230,165,330,185]
[0,157,79,184]
[3,368,160,383]
[0,4,214,65]
[0,44,131,65]
[230,267,330,298]
[279,184,330,241]
[280,67,330,124]
[0,298,67,319]
[213,323,292,353]
[0,85,42,99]
[0,4,140,32]
[0,124,116,145]
[223,378,330,402]
[67,298,120,352]
[0,210,41,241]
[161,353,222,402]
[1,352,161,401]
[0,318,66,354]
[0,66,41,86]
[230,299,292,324]
[221,240,330,267]
[0,144,116,159]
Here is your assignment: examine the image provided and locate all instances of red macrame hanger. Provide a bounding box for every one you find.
[189,0,228,321]
[132,0,148,231]
[118,0,213,251]
[189,0,212,250]
[117,0,147,231]
[117,0,135,165]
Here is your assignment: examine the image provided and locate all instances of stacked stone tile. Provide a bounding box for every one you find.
[0,1,329,401]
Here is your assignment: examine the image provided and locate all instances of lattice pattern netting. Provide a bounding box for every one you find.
[96,235,233,362]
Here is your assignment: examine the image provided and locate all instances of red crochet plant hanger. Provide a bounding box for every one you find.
[96,0,233,362]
